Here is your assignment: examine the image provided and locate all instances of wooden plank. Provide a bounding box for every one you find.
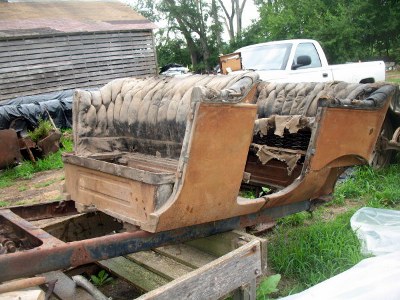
[126,251,194,280]
[0,43,153,61]
[0,40,154,60]
[0,59,157,86]
[0,70,152,101]
[233,279,257,300]
[0,52,156,72]
[0,50,155,69]
[0,35,153,53]
[0,66,156,95]
[0,45,154,64]
[0,57,156,81]
[154,244,217,269]
[0,38,153,52]
[98,257,169,293]
[186,231,243,256]
[186,230,268,274]
[0,38,153,57]
[0,289,45,300]
[0,31,153,47]
[0,70,153,97]
[136,240,261,300]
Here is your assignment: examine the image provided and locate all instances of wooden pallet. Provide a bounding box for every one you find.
[98,230,267,299]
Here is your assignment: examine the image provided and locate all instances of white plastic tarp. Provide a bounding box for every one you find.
[350,207,400,256]
[281,250,400,300]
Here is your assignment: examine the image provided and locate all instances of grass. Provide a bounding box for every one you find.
[268,210,365,292]
[18,186,28,192]
[0,131,73,189]
[333,161,400,208]
[267,156,400,297]
[386,70,400,84]
[0,201,10,207]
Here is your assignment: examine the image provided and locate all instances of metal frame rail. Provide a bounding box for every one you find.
[0,200,310,282]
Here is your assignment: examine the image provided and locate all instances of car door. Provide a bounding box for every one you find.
[287,42,333,82]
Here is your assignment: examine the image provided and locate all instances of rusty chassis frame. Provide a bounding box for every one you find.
[0,200,310,282]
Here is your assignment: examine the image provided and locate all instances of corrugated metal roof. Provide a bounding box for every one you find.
[0,1,157,38]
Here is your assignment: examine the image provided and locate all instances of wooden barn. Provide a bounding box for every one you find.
[0,0,158,102]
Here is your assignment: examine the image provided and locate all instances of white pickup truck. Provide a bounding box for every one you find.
[234,39,386,83]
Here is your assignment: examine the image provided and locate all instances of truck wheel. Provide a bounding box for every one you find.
[371,117,394,169]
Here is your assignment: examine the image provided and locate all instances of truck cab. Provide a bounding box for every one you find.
[235,39,385,83]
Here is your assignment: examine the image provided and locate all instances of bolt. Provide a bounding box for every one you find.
[4,241,16,253]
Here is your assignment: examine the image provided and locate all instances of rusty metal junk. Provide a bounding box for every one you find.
[0,128,61,169]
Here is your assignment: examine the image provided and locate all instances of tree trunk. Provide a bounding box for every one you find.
[235,0,247,39]
[218,0,235,42]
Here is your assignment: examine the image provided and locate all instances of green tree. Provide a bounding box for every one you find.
[254,0,400,64]
[131,0,224,72]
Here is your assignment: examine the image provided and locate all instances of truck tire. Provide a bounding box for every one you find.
[371,117,394,169]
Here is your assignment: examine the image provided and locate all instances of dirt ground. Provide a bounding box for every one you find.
[0,169,65,206]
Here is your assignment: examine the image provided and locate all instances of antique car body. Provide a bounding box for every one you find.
[62,73,399,232]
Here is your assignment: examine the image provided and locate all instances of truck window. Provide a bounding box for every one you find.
[293,43,322,69]
[239,43,292,71]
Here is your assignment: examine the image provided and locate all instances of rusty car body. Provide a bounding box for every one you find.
[62,73,399,232]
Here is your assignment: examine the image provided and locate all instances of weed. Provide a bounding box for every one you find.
[90,270,113,287]
[18,186,28,192]
[277,211,312,227]
[259,186,271,197]
[0,177,12,189]
[0,201,10,207]
[257,274,281,300]
[239,189,257,199]
[27,119,53,142]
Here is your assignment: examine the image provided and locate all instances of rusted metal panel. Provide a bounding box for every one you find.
[310,105,389,171]
[9,200,77,221]
[0,129,22,169]
[37,130,61,156]
[150,102,265,232]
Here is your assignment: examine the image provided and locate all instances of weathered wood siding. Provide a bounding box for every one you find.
[0,30,157,102]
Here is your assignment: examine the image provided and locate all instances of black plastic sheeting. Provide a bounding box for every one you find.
[0,90,73,132]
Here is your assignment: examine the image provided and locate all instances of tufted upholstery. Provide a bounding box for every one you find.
[256,81,388,117]
[73,73,259,157]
